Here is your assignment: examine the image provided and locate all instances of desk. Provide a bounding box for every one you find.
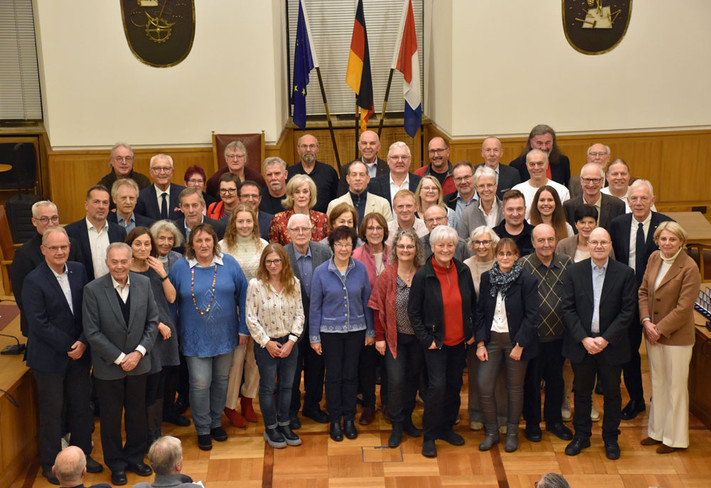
[0,302,38,488]
[666,211,711,245]
[0,164,12,173]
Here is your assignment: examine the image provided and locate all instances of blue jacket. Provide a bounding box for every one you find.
[309,258,374,342]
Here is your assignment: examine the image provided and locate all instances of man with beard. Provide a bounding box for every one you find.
[414,137,455,194]
[287,134,339,214]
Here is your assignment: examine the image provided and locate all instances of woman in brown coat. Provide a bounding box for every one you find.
[638,221,701,454]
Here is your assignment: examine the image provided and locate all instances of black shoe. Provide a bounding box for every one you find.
[422,439,437,458]
[546,422,573,441]
[403,418,422,438]
[343,419,358,439]
[85,455,103,473]
[565,437,591,456]
[594,382,604,395]
[525,423,542,442]
[111,470,127,485]
[621,400,646,420]
[211,426,228,442]
[302,406,329,423]
[388,423,403,448]
[41,469,59,485]
[164,411,191,427]
[126,462,152,477]
[330,421,343,442]
[290,413,302,430]
[605,440,621,460]
[197,434,212,451]
[277,425,302,446]
[174,396,189,415]
[439,430,465,446]
[264,427,287,448]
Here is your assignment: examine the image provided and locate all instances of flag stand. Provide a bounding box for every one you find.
[315,67,341,172]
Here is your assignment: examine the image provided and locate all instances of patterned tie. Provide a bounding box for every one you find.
[635,221,645,284]
[160,192,168,219]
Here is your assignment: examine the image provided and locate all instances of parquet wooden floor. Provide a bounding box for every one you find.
[13,362,711,488]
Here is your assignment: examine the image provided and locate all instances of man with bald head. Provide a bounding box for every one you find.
[421,205,469,261]
[414,137,455,194]
[53,446,111,488]
[561,227,636,460]
[569,143,610,199]
[337,130,388,196]
[287,134,339,213]
[520,224,573,443]
[368,141,421,208]
[563,162,624,231]
[512,149,570,218]
[475,137,521,200]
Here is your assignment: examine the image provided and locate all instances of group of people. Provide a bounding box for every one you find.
[11,124,701,485]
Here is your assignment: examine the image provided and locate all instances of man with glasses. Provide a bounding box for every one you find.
[368,141,421,209]
[561,227,636,460]
[421,205,469,261]
[563,162,624,231]
[444,161,478,219]
[206,141,266,200]
[287,134,339,214]
[98,142,150,196]
[568,143,611,199]
[136,154,186,221]
[284,214,332,428]
[414,137,455,194]
[239,180,272,240]
[327,160,392,224]
[459,166,504,240]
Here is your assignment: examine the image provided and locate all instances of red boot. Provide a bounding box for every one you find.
[241,397,258,423]
[224,407,247,428]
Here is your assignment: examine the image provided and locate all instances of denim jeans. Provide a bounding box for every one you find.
[185,351,234,435]
[254,336,298,427]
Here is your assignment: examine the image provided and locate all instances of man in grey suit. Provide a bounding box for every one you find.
[83,243,158,486]
[475,136,521,200]
[285,213,332,428]
[459,166,504,240]
[563,162,624,231]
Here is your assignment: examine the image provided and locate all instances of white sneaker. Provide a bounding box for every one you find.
[591,405,601,422]
[469,421,483,431]
[561,397,572,422]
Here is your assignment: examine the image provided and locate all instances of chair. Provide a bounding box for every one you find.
[211,131,265,175]
[0,206,17,295]
[686,243,711,281]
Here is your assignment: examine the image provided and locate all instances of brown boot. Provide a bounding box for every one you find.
[241,397,258,423]
[224,407,246,427]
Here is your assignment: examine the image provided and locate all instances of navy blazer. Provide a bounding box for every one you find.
[23,261,90,373]
[474,268,540,361]
[561,258,636,365]
[107,211,155,230]
[367,172,422,209]
[135,183,186,221]
[257,211,273,241]
[64,219,127,281]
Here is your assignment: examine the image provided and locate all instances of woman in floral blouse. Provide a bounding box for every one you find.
[268,174,329,245]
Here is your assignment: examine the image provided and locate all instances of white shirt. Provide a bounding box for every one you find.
[110,275,147,363]
[86,218,110,278]
[50,265,73,313]
[491,292,509,333]
[601,186,657,213]
[513,179,570,218]
[628,212,652,272]
[388,174,410,207]
[480,200,500,228]
[153,184,171,214]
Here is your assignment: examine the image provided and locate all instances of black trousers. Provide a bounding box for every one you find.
[571,353,622,442]
[358,342,387,408]
[33,361,93,470]
[622,309,644,403]
[385,333,423,423]
[523,339,565,426]
[94,374,148,472]
[290,334,325,415]
[322,330,365,422]
[422,342,466,441]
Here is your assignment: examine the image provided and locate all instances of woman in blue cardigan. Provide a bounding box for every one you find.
[310,226,374,442]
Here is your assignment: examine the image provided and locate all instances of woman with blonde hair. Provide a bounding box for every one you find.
[415,175,459,231]
[269,174,329,245]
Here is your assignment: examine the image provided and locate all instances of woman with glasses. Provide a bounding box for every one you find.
[184,165,216,208]
[415,175,459,231]
[207,173,241,220]
[269,174,329,245]
[309,226,374,442]
[475,238,539,453]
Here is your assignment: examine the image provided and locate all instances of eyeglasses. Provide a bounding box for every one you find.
[113,156,133,163]
[44,245,69,253]
[453,174,473,183]
[35,215,60,225]
[588,151,609,157]
[397,244,415,250]
[473,240,491,247]
[151,166,172,173]
[334,242,353,249]
[220,188,237,195]
[187,178,204,185]
[265,258,282,266]
[581,177,603,185]
[287,227,311,233]
[428,148,447,154]
[497,251,517,257]
[299,144,318,150]
[241,193,260,200]
[424,216,447,225]
[589,240,610,247]
[225,153,246,160]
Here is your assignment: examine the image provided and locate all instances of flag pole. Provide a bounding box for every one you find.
[377,68,395,139]
[315,67,341,171]
[354,98,360,160]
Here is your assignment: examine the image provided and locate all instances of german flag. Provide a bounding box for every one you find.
[346,0,374,131]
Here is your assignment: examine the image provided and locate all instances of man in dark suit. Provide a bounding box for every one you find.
[65,185,127,281]
[475,136,521,200]
[337,130,388,196]
[287,134,339,214]
[561,227,636,460]
[98,143,151,209]
[568,143,610,199]
[173,187,226,252]
[52,446,112,488]
[23,227,101,484]
[135,154,185,221]
[82,242,158,486]
[285,213,332,428]
[11,200,80,337]
[238,180,272,241]
[107,178,154,233]
[608,179,673,421]
[564,163,624,231]
[368,141,421,209]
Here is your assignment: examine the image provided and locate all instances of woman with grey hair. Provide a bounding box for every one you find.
[369,230,425,448]
[150,220,184,273]
[408,225,476,458]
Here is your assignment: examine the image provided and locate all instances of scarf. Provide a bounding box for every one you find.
[488,260,523,300]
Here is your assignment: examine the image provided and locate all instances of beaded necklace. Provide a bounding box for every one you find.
[191,264,218,315]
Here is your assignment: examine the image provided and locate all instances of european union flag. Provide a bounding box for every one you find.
[292,0,314,129]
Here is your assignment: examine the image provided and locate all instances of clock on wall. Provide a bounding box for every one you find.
[562,0,632,55]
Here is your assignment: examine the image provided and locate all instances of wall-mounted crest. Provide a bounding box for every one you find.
[563,0,632,55]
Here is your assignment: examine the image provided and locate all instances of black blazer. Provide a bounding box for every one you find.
[561,258,636,365]
[474,163,522,200]
[107,211,155,229]
[510,154,571,188]
[608,211,673,284]
[474,268,540,361]
[408,256,476,348]
[368,172,422,209]
[257,211,273,241]
[337,157,389,196]
[64,219,128,281]
[563,193,625,231]
[135,183,186,221]
[23,261,90,373]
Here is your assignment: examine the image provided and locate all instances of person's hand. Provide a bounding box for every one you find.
[592,336,609,351]
[157,322,171,340]
[476,343,488,361]
[311,342,322,355]
[365,336,375,346]
[375,340,386,356]
[121,351,142,371]
[266,340,282,358]
[466,337,476,345]
[509,344,523,361]
[428,340,437,350]
[582,337,602,355]
[279,340,295,358]
[239,334,249,346]
[146,256,165,275]
[644,321,660,345]
[67,341,86,360]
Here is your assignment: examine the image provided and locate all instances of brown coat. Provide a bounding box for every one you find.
[638,250,701,346]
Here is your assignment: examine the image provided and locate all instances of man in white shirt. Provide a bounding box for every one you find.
[135,154,186,221]
[368,141,422,209]
[512,150,570,218]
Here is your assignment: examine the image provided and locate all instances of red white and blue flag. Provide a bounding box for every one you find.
[393,0,421,137]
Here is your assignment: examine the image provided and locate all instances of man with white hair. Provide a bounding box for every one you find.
[608,180,673,421]
[512,149,570,218]
[98,142,150,194]
[368,141,422,209]
[475,136,521,199]
[568,143,611,199]
[206,140,266,200]
[108,179,155,233]
[133,436,200,488]
[261,157,290,215]
[135,154,186,221]
[563,162,624,231]
[52,446,111,488]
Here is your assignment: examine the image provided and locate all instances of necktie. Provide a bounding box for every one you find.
[160,192,168,219]
[635,221,645,283]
